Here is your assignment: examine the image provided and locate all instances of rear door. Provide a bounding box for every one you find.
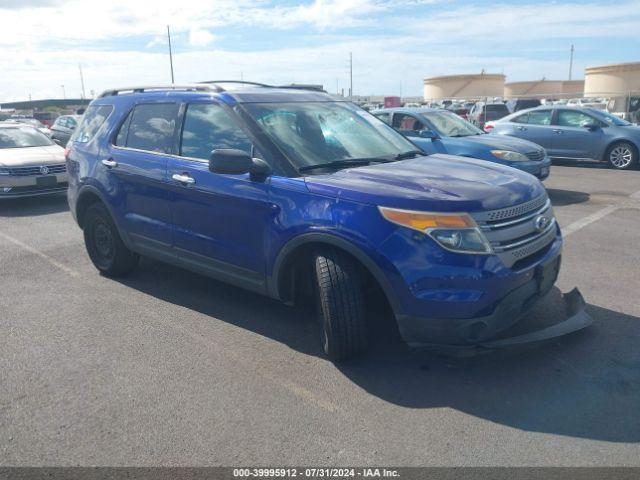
[166,101,273,292]
[551,109,604,159]
[501,109,555,149]
[105,102,178,252]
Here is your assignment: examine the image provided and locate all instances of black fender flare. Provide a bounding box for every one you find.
[268,232,403,315]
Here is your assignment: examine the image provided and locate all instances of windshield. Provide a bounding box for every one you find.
[421,111,483,137]
[591,110,631,126]
[242,102,418,170]
[0,127,54,149]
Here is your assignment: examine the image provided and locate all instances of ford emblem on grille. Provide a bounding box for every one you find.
[534,215,550,232]
[39,166,49,175]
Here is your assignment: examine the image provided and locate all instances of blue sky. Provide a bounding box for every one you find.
[0,0,639,101]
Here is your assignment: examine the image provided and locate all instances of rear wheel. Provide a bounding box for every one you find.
[83,203,139,277]
[606,141,637,170]
[313,249,367,361]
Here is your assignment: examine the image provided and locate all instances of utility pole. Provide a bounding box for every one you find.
[79,63,86,99]
[568,44,574,81]
[60,85,66,99]
[167,25,175,84]
[349,52,353,98]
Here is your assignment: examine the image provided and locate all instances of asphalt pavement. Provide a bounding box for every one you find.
[1,163,639,466]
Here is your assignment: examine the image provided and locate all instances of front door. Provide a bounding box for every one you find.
[551,109,604,159]
[167,102,273,293]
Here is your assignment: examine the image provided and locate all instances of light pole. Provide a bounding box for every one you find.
[61,85,66,99]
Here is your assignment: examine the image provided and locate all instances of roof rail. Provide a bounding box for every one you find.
[200,80,326,93]
[200,80,271,88]
[98,84,221,98]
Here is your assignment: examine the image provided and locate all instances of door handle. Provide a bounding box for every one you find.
[101,158,118,168]
[553,129,563,134]
[516,126,527,131]
[172,173,195,185]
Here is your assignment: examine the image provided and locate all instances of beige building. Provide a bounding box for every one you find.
[423,73,505,100]
[584,61,640,96]
[504,79,584,99]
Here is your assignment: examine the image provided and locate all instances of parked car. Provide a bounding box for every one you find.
[33,111,59,128]
[4,117,52,137]
[607,96,640,124]
[506,98,541,113]
[489,106,640,169]
[445,103,469,120]
[0,124,67,198]
[50,114,80,146]
[468,102,510,129]
[373,108,551,179]
[67,83,589,360]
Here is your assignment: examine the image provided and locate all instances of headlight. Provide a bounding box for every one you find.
[490,150,529,162]
[378,207,492,254]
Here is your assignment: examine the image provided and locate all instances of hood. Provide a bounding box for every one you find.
[304,154,545,212]
[449,134,544,154]
[0,145,65,167]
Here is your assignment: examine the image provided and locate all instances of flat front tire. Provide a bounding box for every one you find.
[314,249,367,361]
[83,203,139,277]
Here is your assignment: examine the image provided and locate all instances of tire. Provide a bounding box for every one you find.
[83,202,139,277]
[313,249,367,361]
[605,141,638,170]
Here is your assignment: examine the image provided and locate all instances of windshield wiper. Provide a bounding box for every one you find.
[394,150,423,160]
[298,159,373,173]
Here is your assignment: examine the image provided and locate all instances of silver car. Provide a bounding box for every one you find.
[0,124,68,198]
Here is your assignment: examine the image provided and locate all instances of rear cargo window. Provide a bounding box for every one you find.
[73,105,113,143]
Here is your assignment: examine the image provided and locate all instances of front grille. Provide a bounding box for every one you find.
[472,193,557,268]
[2,164,67,176]
[525,150,545,161]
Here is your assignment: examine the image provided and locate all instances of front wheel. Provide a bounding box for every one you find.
[606,142,637,170]
[313,249,367,361]
[83,203,139,277]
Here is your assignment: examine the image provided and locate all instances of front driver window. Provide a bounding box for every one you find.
[180,103,253,160]
[557,110,596,128]
[393,114,423,131]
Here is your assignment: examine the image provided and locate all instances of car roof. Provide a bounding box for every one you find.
[0,122,39,129]
[93,83,340,106]
[373,107,447,114]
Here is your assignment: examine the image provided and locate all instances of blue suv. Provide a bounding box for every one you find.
[66,82,587,360]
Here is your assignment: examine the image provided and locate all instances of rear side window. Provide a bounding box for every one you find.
[121,103,180,154]
[180,104,252,160]
[512,110,551,125]
[73,105,113,143]
[374,113,391,125]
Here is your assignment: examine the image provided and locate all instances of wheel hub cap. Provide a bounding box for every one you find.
[610,146,632,167]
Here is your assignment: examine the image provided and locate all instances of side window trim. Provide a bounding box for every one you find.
[111,101,180,155]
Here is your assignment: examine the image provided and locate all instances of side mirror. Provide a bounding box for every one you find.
[418,129,439,140]
[209,149,271,179]
[53,138,63,146]
[583,123,600,131]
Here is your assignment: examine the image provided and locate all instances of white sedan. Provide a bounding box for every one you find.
[0,124,68,198]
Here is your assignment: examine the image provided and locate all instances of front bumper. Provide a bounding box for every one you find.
[0,173,68,199]
[508,156,552,180]
[400,288,592,353]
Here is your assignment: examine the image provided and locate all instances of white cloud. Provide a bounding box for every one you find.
[0,0,638,101]
[188,29,217,47]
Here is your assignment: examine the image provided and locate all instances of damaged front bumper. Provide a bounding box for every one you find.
[397,288,592,354]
